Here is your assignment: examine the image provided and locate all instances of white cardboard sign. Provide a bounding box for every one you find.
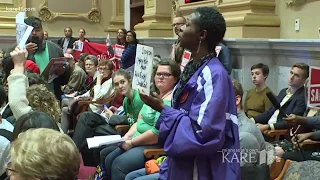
[132,44,154,96]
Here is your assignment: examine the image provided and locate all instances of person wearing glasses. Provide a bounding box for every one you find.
[60,59,115,133]
[6,128,80,180]
[139,7,241,179]
[100,60,181,180]
[172,16,186,65]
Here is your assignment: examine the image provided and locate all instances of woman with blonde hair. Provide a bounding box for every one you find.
[7,128,80,180]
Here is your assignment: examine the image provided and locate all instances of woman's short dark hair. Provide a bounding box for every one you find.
[78,53,88,62]
[126,31,139,47]
[152,59,181,93]
[11,111,60,141]
[251,63,269,77]
[84,55,99,66]
[27,73,47,86]
[194,7,226,52]
[153,59,181,80]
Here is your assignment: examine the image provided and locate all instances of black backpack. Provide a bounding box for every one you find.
[0,129,12,141]
[241,163,270,180]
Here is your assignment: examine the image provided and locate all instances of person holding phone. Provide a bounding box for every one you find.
[3,16,70,100]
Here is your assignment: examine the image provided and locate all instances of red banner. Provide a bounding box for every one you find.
[308,66,320,108]
[74,42,120,70]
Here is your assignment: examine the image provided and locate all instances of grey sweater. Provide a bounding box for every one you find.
[238,111,266,151]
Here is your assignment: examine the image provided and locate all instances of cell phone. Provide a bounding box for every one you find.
[104,104,108,109]
[31,36,40,45]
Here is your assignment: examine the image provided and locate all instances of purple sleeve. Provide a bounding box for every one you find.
[157,68,235,157]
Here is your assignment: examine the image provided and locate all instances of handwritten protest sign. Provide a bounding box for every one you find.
[16,12,33,50]
[308,66,320,109]
[180,50,191,72]
[114,44,125,59]
[132,44,154,96]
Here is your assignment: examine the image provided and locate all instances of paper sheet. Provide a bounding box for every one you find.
[16,12,34,50]
[86,135,127,149]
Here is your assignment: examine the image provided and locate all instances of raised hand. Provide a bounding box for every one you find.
[10,46,27,66]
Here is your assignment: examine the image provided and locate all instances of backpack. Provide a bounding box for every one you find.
[0,129,12,141]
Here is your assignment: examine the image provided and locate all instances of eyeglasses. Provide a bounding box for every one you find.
[99,68,111,71]
[156,72,172,78]
[172,23,185,27]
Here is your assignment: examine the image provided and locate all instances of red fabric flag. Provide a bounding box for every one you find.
[74,42,120,70]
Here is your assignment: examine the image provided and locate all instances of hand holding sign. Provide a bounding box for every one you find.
[138,89,164,112]
[132,44,154,96]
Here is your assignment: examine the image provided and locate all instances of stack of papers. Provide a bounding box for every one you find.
[86,135,126,149]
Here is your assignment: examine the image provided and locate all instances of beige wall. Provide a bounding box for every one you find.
[276,0,320,39]
[175,0,320,39]
[26,0,113,38]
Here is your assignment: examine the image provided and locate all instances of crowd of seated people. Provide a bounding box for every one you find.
[1,6,320,180]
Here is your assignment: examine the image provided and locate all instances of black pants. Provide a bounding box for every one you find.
[0,173,7,180]
[283,151,320,162]
[72,112,126,166]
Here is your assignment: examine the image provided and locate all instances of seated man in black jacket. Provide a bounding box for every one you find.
[3,16,70,101]
[57,27,76,54]
[253,63,308,133]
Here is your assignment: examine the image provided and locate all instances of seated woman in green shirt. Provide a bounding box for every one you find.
[100,59,181,180]
[72,69,145,165]
[244,63,273,118]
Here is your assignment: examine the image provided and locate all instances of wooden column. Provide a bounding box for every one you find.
[134,0,173,37]
[177,0,280,38]
[105,0,125,36]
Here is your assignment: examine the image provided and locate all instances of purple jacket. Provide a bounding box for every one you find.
[157,57,241,180]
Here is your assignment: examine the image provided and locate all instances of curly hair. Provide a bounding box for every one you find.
[194,7,226,52]
[26,84,61,123]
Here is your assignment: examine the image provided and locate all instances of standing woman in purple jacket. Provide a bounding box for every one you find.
[139,7,241,180]
[121,31,139,76]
